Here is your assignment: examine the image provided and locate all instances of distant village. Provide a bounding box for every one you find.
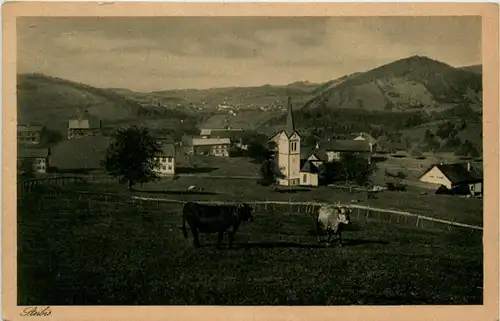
[17,97,483,198]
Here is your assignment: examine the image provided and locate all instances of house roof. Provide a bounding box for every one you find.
[155,143,176,157]
[320,139,371,152]
[352,132,377,145]
[422,163,483,185]
[200,128,245,139]
[50,135,111,170]
[18,147,49,158]
[68,112,101,129]
[300,160,321,174]
[190,137,231,146]
[17,124,43,132]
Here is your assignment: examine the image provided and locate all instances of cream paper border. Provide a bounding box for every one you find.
[2,3,499,321]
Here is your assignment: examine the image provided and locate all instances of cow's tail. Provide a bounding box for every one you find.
[181,212,188,238]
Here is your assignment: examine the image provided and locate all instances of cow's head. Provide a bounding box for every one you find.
[336,206,351,225]
[238,203,254,222]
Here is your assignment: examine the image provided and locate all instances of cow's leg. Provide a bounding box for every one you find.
[337,232,343,247]
[228,231,235,249]
[326,230,333,246]
[192,229,201,248]
[217,231,224,249]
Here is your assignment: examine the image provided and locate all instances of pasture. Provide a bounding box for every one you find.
[75,177,484,227]
[18,186,482,305]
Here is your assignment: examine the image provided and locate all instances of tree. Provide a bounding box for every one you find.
[338,153,377,186]
[40,127,63,147]
[102,126,162,191]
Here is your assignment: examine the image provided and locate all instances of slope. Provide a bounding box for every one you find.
[303,55,482,113]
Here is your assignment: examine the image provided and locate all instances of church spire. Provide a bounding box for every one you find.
[285,96,295,136]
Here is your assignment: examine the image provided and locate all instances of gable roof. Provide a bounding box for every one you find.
[422,163,483,184]
[191,137,231,146]
[300,160,321,174]
[200,128,245,139]
[155,143,176,157]
[353,132,377,145]
[50,135,111,170]
[321,139,371,152]
[17,124,43,132]
[18,147,49,158]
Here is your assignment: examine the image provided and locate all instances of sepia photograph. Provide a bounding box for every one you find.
[3,2,499,320]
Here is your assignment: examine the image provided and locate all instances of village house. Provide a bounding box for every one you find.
[299,159,323,187]
[17,124,42,145]
[18,147,50,174]
[154,143,176,176]
[50,135,111,173]
[184,137,232,157]
[199,128,248,150]
[315,139,373,163]
[352,132,378,152]
[67,110,102,140]
[418,162,483,196]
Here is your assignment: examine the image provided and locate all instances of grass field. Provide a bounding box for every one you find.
[76,175,483,227]
[18,186,483,305]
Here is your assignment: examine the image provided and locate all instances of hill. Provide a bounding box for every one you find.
[303,55,482,113]
[108,82,321,112]
[459,64,482,75]
[17,73,200,134]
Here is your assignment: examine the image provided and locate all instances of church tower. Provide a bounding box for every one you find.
[276,96,301,186]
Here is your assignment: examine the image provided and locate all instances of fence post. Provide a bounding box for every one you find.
[416,217,420,227]
[357,208,360,219]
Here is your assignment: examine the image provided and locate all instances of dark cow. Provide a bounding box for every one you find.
[182,202,254,248]
[316,204,352,247]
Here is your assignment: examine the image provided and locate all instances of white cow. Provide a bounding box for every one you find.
[316,204,352,246]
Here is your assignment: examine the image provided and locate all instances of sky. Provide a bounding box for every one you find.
[17,16,482,92]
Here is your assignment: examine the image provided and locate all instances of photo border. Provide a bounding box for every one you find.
[3,2,499,321]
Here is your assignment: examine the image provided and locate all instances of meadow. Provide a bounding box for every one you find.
[18,185,483,305]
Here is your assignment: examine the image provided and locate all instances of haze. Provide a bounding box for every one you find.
[17,16,482,92]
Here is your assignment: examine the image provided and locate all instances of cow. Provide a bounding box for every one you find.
[316,204,352,247]
[181,202,254,249]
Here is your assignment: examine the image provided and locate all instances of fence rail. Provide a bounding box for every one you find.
[18,176,86,192]
[35,189,482,232]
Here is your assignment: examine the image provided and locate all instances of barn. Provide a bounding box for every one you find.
[418,162,483,196]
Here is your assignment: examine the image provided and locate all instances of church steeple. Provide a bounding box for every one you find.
[285,96,295,137]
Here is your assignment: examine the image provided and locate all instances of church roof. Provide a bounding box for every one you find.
[285,96,296,137]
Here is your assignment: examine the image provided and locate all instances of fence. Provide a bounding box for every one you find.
[34,188,483,234]
[18,176,87,193]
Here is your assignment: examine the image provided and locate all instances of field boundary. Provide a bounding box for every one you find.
[39,189,482,232]
[17,177,482,232]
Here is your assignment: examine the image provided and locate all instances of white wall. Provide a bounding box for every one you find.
[154,156,175,175]
[300,172,318,186]
[419,166,452,189]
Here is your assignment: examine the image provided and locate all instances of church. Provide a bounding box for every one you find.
[269,97,321,187]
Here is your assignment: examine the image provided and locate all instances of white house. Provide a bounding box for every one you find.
[418,162,483,196]
[299,160,321,187]
[68,110,102,140]
[268,97,301,186]
[18,147,50,174]
[154,143,176,176]
[185,137,232,157]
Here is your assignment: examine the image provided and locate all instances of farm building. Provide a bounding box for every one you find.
[68,110,102,140]
[18,147,50,174]
[17,124,42,145]
[199,128,248,150]
[50,135,111,173]
[418,162,483,196]
[184,137,232,157]
[154,143,176,176]
[268,97,302,186]
[352,132,378,152]
[315,139,372,163]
